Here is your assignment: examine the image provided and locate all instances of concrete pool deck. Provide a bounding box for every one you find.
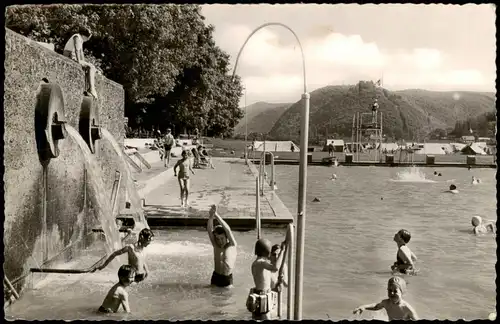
[130,157,294,230]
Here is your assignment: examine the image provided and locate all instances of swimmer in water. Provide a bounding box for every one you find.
[448,184,459,194]
[247,238,286,320]
[95,228,154,283]
[391,229,417,275]
[438,173,442,176]
[434,171,438,176]
[174,150,195,207]
[471,216,496,235]
[471,176,481,185]
[98,265,134,313]
[207,205,237,288]
[331,174,337,180]
[353,276,418,320]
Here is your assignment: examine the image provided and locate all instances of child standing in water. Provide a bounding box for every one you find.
[95,228,154,283]
[174,150,195,208]
[207,205,238,288]
[353,276,418,320]
[246,238,286,320]
[391,229,417,275]
[98,265,135,313]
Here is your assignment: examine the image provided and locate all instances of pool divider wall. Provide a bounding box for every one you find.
[3,28,125,299]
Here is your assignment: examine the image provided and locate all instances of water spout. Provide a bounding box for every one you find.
[35,83,68,162]
[100,128,148,230]
[65,125,122,253]
[79,96,101,154]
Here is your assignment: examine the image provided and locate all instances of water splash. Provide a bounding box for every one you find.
[147,241,212,256]
[100,128,146,225]
[392,166,436,183]
[65,126,121,253]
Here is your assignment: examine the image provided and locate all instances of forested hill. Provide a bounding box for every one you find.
[233,102,292,135]
[269,81,495,141]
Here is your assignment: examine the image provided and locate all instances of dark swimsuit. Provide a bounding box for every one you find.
[211,271,233,287]
[395,245,412,274]
[98,306,113,313]
[135,273,146,282]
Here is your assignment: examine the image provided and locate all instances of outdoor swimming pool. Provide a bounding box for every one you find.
[5,166,496,320]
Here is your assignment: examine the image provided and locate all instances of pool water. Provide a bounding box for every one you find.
[5,166,496,320]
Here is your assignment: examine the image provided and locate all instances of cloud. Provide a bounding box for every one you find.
[213,23,494,105]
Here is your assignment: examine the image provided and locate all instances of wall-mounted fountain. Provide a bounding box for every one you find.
[4,29,127,304]
[34,80,68,164]
[79,95,102,154]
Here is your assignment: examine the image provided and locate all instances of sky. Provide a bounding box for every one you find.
[201,4,496,106]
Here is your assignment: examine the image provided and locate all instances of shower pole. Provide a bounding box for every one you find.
[231,23,308,320]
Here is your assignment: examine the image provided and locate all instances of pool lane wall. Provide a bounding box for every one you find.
[3,29,126,296]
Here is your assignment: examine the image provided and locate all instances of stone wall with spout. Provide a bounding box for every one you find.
[3,29,126,294]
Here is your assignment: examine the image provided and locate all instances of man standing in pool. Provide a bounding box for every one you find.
[162,128,175,167]
[207,205,238,288]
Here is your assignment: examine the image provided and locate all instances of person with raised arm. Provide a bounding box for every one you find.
[207,205,238,288]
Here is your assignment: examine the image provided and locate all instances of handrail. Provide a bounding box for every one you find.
[123,148,142,172]
[287,223,295,319]
[255,176,261,239]
[110,170,122,217]
[277,223,294,319]
[30,254,108,274]
[259,151,275,192]
[4,277,20,300]
[133,151,151,169]
[29,229,133,275]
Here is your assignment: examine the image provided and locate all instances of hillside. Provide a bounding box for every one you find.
[234,102,292,135]
[269,81,495,141]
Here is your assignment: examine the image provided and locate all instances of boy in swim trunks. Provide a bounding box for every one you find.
[353,276,418,320]
[174,150,195,207]
[95,228,154,283]
[207,205,237,287]
[391,229,417,275]
[247,238,286,320]
[162,128,175,167]
[98,264,134,313]
[471,216,496,235]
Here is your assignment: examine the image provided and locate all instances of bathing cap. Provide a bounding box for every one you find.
[138,228,154,242]
[255,238,272,257]
[213,225,226,236]
[388,276,406,293]
[449,184,457,190]
[118,264,135,278]
[397,229,411,243]
[471,216,482,227]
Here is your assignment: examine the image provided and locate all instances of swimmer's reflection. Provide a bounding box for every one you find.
[209,285,240,318]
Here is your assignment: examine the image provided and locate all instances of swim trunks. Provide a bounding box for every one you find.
[135,273,147,282]
[98,306,113,313]
[164,144,172,151]
[210,271,233,287]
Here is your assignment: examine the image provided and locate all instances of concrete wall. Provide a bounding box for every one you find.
[3,29,125,294]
